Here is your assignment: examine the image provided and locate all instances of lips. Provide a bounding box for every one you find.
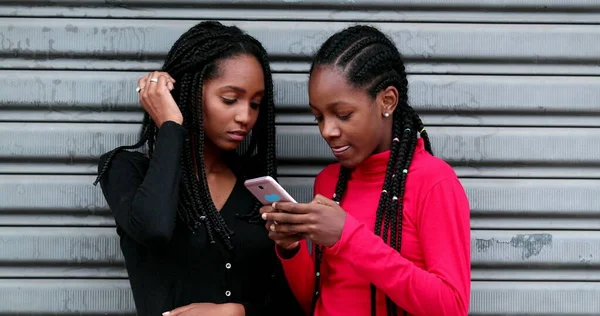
[331,145,350,156]
[227,130,248,141]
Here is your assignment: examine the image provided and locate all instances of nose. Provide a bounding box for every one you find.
[320,118,341,140]
[234,103,253,126]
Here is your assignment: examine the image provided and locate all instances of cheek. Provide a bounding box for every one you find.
[248,109,260,128]
[202,95,218,117]
[202,98,228,128]
[350,117,379,145]
[352,117,372,136]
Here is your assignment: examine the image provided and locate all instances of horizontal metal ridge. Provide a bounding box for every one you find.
[0,227,598,273]
[2,176,600,229]
[2,71,598,114]
[3,0,600,9]
[3,59,600,75]
[0,279,599,314]
[1,19,599,63]
[2,3,600,24]
[1,123,598,166]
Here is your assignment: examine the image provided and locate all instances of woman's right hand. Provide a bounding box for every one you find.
[260,205,302,251]
[137,71,183,127]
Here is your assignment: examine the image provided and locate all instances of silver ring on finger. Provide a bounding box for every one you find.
[149,78,158,83]
[273,220,279,225]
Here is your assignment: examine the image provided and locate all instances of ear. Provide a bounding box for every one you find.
[377,86,399,117]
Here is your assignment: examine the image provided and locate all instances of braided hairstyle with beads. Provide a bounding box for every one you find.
[309,25,434,316]
[94,21,277,249]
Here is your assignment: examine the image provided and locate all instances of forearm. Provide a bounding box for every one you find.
[100,121,187,247]
[223,303,246,316]
[276,240,316,314]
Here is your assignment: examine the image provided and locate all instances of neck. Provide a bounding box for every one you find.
[203,142,225,175]
[374,122,393,154]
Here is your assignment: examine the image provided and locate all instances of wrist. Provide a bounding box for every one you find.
[159,117,183,127]
[223,303,245,316]
[277,242,300,259]
[170,116,183,125]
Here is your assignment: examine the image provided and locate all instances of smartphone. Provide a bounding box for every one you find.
[244,176,297,205]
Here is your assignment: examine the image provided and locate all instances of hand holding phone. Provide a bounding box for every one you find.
[244,176,297,205]
[248,176,304,250]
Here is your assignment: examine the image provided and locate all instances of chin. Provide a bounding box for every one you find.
[219,143,241,152]
[335,148,365,169]
[338,157,361,169]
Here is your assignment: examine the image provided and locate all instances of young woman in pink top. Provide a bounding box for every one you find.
[260,25,471,315]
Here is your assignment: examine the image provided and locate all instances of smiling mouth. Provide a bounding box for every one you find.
[331,145,350,155]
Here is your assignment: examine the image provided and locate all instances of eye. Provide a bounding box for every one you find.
[313,115,323,122]
[221,97,236,105]
[337,113,352,121]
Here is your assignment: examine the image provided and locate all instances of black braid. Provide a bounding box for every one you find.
[311,166,351,315]
[93,124,151,186]
[309,25,435,316]
[407,106,433,155]
[338,37,383,68]
[94,21,277,249]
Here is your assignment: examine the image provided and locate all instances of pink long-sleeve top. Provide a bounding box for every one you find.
[278,138,471,316]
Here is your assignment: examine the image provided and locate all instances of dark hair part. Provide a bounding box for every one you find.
[94,21,277,249]
[309,25,433,316]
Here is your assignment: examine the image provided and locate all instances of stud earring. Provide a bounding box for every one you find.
[383,112,390,118]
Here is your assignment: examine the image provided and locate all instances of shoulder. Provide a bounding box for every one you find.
[409,152,470,225]
[408,149,462,193]
[97,149,149,177]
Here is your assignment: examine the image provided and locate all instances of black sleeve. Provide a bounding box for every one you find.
[242,261,305,316]
[98,121,187,248]
[267,260,305,316]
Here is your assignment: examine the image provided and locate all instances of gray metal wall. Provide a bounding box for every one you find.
[1,1,599,314]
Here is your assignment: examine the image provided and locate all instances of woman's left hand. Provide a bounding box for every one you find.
[163,303,244,316]
[262,194,347,247]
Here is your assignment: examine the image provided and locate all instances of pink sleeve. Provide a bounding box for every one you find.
[276,240,314,315]
[274,175,327,315]
[327,177,471,315]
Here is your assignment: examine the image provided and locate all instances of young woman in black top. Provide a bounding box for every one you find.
[94,21,302,316]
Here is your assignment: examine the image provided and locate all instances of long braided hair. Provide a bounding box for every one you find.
[309,25,434,316]
[94,21,277,249]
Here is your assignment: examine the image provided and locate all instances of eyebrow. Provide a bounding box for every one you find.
[222,85,265,96]
[223,85,246,93]
[309,101,341,109]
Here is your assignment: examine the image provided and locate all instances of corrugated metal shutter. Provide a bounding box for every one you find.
[1,1,599,314]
